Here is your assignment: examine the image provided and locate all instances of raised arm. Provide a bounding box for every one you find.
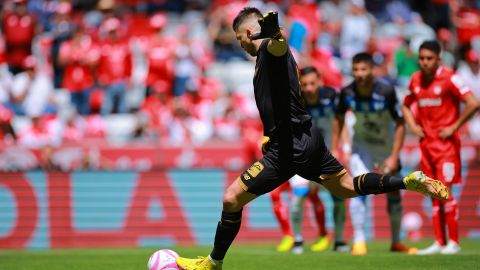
[251,11,287,57]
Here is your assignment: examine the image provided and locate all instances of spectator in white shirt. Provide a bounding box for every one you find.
[340,0,376,63]
[457,49,480,140]
[10,56,56,116]
[457,49,480,100]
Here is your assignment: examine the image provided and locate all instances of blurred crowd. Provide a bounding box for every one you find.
[0,0,479,150]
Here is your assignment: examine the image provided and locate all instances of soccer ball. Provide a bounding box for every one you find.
[147,249,180,270]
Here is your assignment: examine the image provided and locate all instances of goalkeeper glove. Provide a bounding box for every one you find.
[251,11,282,40]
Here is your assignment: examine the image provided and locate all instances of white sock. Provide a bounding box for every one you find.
[350,197,367,243]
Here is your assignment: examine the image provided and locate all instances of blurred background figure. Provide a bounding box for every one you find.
[340,0,376,70]
[143,13,174,98]
[457,49,480,141]
[58,25,99,115]
[9,55,56,117]
[2,0,37,75]
[50,1,75,88]
[97,17,132,115]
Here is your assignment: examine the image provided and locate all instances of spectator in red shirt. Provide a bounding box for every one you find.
[2,0,37,74]
[59,25,99,115]
[451,0,480,51]
[140,80,173,137]
[144,13,174,97]
[97,17,132,115]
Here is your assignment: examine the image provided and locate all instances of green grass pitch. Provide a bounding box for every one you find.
[1,240,479,270]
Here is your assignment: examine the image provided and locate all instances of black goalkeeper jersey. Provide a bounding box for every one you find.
[253,39,311,139]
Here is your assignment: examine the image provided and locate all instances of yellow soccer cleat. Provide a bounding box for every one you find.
[403,171,449,200]
[276,235,294,252]
[311,235,330,252]
[351,241,367,256]
[176,256,222,270]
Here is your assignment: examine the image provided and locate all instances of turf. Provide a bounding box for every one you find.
[1,240,479,270]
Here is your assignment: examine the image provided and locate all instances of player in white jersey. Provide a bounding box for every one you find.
[288,67,349,254]
[332,53,416,255]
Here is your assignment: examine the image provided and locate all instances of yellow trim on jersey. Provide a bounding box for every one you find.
[357,174,366,193]
[319,168,347,181]
[237,177,249,191]
[247,162,264,177]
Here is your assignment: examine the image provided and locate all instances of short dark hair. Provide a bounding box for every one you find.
[299,66,320,77]
[419,40,441,55]
[352,52,374,65]
[232,7,263,32]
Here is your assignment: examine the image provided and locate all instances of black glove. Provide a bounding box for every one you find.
[251,11,282,40]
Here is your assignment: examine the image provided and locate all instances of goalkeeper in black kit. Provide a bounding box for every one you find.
[176,7,449,270]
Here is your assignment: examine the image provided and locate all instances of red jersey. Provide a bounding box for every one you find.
[455,8,480,46]
[59,36,99,92]
[97,39,132,86]
[404,67,472,184]
[2,12,36,67]
[144,36,175,88]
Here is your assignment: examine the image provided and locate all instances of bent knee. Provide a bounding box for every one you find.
[223,188,246,211]
[324,174,356,199]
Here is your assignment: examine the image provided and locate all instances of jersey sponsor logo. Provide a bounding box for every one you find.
[442,162,455,182]
[242,173,251,181]
[418,98,442,107]
[414,87,420,94]
[434,86,442,95]
[451,74,470,95]
[247,161,264,177]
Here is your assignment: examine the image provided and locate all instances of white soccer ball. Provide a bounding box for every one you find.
[148,249,180,270]
[402,212,423,231]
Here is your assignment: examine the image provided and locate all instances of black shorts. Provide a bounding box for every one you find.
[239,125,346,195]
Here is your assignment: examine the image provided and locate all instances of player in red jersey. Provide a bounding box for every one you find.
[401,40,480,255]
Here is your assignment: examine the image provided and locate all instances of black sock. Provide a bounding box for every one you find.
[210,210,243,261]
[353,173,406,195]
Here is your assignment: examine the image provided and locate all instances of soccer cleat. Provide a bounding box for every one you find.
[176,256,222,270]
[311,235,330,252]
[416,241,443,255]
[351,241,367,255]
[333,241,350,253]
[276,235,294,252]
[390,242,417,254]
[403,171,449,200]
[440,240,461,254]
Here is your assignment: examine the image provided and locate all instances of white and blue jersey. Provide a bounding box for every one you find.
[336,79,403,175]
[304,86,337,147]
